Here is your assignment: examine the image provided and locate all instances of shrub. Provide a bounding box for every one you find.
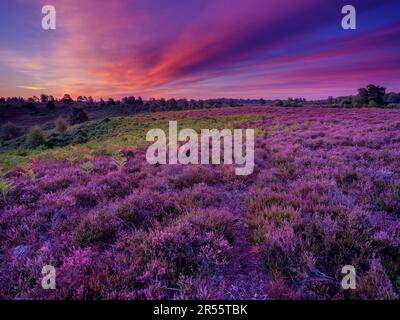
[26,126,47,148]
[170,166,221,189]
[116,190,182,228]
[340,97,353,108]
[75,212,118,247]
[386,103,400,109]
[69,106,88,125]
[55,116,68,132]
[73,187,98,208]
[1,122,23,140]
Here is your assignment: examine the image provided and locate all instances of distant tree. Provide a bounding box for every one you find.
[384,92,400,104]
[87,96,94,104]
[137,97,143,105]
[354,85,386,107]
[122,96,136,105]
[180,99,189,108]
[366,84,386,106]
[46,100,56,110]
[356,88,369,105]
[368,100,379,108]
[274,99,284,107]
[167,98,178,109]
[259,98,266,105]
[40,94,48,103]
[0,97,5,104]
[61,94,73,104]
[77,96,85,103]
[99,98,106,106]
[340,97,353,108]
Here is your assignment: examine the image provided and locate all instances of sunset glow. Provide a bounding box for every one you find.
[1,0,399,99]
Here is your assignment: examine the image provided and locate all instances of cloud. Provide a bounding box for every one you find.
[1,0,400,99]
[17,85,47,90]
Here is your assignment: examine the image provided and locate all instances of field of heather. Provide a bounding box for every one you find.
[1,106,400,299]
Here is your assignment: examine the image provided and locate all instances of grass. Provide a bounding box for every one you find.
[0,111,266,174]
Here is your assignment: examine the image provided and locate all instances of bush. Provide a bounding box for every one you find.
[386,103,400,109]
[368,100,379,108]
[55,116,68,132]
[74,187,98,208]
[26,126,47,148]
[1,122,23,140]
[340,97,353,108]
[116,190,182,228]
[75,212,118,247]
[69,106,88,125]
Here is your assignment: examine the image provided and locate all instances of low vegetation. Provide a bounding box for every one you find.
[1,105,399,299]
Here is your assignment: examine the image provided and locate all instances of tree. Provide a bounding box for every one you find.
[40,94,48,103]
[228,99,237,107]
[354,85,386,107]
[385,92,400,104]
[340,97,353,108]
[167,98,177,109]
[122,96,136,105]
[366,84,386,106]
[61,94,73,104]
[353,88,369,106]
[46,100,55,110]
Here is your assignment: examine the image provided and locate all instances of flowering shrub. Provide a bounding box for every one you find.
[1,106,400,299]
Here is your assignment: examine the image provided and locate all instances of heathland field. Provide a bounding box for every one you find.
[1,106,400,299]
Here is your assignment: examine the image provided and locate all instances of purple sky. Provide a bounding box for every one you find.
[0,0,399,99]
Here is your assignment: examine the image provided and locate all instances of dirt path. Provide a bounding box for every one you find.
[221,191,269,299]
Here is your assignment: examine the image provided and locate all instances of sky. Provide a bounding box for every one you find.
[0,0,399,100]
